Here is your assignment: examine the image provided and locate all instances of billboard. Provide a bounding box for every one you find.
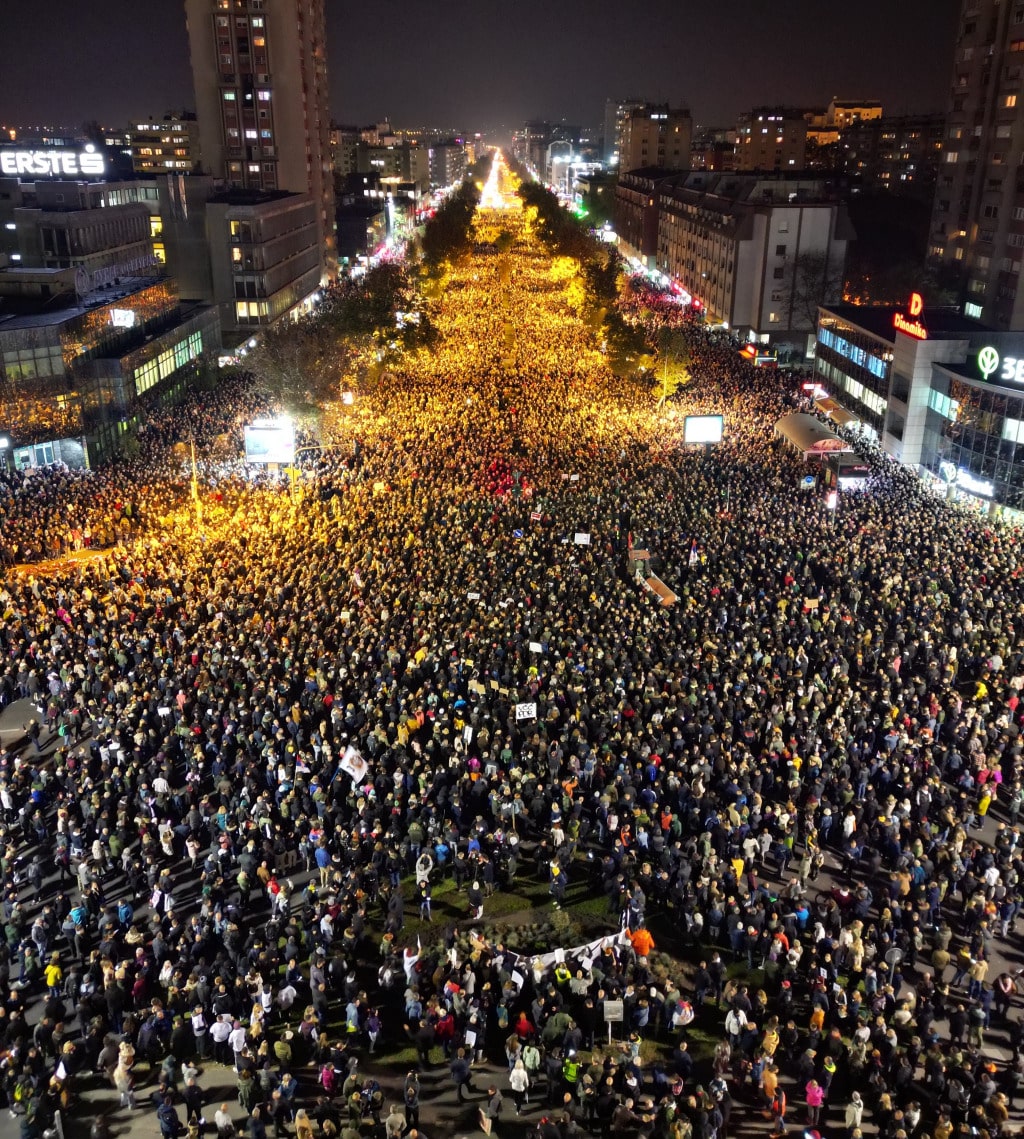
[683,414,724,444]
[244,418,295,464]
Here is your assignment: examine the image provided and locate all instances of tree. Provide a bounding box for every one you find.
[603,310,651,378]
[249,316,353,418]
[655,328,691,405]
[789,250,846,330]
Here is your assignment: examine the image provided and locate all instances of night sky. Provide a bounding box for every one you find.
[1,0,962,135]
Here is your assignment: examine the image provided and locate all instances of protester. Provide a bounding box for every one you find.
[0,183,1022,1139]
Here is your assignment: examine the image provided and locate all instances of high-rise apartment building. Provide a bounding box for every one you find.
[603,98,646,165]
[184,0,335,278]
[619,105,692,172]
[930,0,1024,328]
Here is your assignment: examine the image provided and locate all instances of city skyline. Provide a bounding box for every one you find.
[2,0,961,135]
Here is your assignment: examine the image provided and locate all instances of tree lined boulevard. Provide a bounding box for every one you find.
[1,155,1024,1139]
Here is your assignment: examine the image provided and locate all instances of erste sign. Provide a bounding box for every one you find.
[0,146,105,179]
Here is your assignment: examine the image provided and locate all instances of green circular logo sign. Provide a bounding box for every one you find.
[978,345,1000,380]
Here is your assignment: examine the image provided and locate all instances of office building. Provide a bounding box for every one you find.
[0,172,163,276]
[127,113,201,175]
[813,295,1024,522]
[0,271,218,464]
[205,189,321,339]
[184,0,335,277]
[620,105,692,172]
[0,154,220,463]
[634,172,852,356]
[735,108,807,172]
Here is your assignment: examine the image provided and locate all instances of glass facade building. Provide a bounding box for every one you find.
[924,359,1024,516]
[815,301,1024,522]
[813,312,892,438]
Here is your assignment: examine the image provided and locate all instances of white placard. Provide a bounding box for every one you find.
[515,703,537,721]
[339,745,369,783]
[574,532,591,545]
[468,592,481,600]
[463,726,473,744]
[529,642,543,653]
[511,970,525,989]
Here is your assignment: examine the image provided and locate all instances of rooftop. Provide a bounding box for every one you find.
[0,275,167,328]
[822,302,990,342]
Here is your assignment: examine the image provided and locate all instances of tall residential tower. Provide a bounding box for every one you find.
[184,0,336,277]
[930,1,1024,328]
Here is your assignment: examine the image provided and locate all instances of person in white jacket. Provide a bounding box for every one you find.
[509,1059,530,1115]
[845,1091,864,1136]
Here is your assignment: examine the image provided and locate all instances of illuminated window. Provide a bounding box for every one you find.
[245,130,258,140]
[150,217,163,237]
[232,247,242,262]
[258,90,271,101]
[223,91,236,101]
[153,244,166,264]
[252,16,264,26]
[253,36,265,47]
[1007,94,1019,107]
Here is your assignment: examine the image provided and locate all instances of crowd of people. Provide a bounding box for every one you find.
[0,172,1023,1139]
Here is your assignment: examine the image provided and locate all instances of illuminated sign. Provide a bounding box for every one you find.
[976,349,1024,384]
[978,345,1001,380]
[109,308,136,329]
[908,292,924,317]
[0,145,105,179]
[683,414,725,444]
[244,418,295,465]
[893,311,927,339]
[958,469,994,497]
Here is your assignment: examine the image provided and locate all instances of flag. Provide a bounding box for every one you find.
[689,541,699,566]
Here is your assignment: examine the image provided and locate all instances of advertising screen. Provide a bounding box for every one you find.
[683,414,724,444]
[244,420,295,465]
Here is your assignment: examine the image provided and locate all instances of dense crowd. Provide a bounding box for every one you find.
[0,172,1024,1139]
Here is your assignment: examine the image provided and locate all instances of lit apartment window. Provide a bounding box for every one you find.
[258,90,271,101]
[1007,95,1019,107]
[223,91,236,101]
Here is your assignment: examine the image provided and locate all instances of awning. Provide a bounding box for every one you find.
[773,412,852,457]
[815,397,859,427]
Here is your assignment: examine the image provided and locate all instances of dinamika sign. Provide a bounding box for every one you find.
[893,291,927,340]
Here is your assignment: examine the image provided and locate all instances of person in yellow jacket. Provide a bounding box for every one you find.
[45,953,63,998]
